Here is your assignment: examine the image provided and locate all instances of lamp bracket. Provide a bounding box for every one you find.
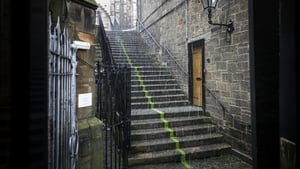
[209,19,234,33]
[207,8,234,33]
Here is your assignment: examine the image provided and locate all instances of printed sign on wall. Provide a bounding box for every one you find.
[78,93,92,108]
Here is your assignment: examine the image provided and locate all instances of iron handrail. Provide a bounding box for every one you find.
[136,18,230,118]
[97,12,116,67]
[136,18,188,76]
[203,83,230,118]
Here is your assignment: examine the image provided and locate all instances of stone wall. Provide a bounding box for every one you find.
[67,2,104,169]
[139,0,251,159]
[77,118,104,169]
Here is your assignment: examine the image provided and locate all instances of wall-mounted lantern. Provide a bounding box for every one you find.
[200,0,234,33]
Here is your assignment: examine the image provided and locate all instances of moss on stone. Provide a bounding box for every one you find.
[88,117,103,139]
[77,117,104,169]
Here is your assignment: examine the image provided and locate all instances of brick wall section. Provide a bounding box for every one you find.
[139,0,251,157]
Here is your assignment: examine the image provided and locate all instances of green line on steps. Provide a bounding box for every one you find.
[120,40,191,169]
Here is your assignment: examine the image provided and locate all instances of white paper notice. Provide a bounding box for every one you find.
[78,93,92,108]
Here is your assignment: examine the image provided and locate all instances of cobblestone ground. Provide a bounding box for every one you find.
[129,154,252,169]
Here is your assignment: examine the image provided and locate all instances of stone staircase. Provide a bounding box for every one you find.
[106,30,231,167]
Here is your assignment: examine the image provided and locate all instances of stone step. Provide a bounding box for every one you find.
[112,51,147,55]
[113,54,155,59]
[115,59,157,65]
[112,49,148,52]
[107,37,142,41]
[130,70,170,75]
[131,124,216,140]
[110,44,146,47]
[132,74,174,80]
[108,37,143,41]
[128,143,231,166]
[132,70,171,75]
[131,99,190,109]
[111,47,148,51]
[131,115,211,130]
[129,66,167,70]
[131,94,187,104]
[114,61,130,66]
[130,133,224,153]
[128,62,160,67]
[131,79,177,85]
[114,55,155,60]
[108,36,142,40]
[114,60,159,65]
[110,43,146,48]
[109,41,146,44]
[107,33,140,36]
[131,106,205,120]
[116,60,155,66]
[111,49,148,53]
[131,89,184,97]
[131,84,180,91]
[110,44,144,47]
[107,35,141,38]
[114,57,159,65]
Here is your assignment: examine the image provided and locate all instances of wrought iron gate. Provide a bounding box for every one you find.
[48,16,78,169]
[96,63,131,169]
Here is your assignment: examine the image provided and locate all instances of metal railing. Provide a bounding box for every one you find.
[136,18,189,94]
[136,18,187,75]
[136,18,231,119]
[96,14,131,169]
[203,83,229,118]
[97,11,116,66]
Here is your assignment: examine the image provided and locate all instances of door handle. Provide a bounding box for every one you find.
[196,77,202,81]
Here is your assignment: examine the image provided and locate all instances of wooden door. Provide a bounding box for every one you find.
[192,47,203,106]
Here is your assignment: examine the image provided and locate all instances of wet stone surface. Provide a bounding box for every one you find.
[129,154,252,169]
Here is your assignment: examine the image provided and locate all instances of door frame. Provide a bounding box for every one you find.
[188,39,206,110]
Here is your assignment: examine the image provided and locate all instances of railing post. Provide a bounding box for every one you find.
[96,61,103,120]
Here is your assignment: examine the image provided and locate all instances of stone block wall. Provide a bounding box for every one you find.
[66,1,104,169]
[139,0,189,93]
[139,0,251,159]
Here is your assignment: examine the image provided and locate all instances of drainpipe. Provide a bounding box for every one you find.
[70,40,90,169]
